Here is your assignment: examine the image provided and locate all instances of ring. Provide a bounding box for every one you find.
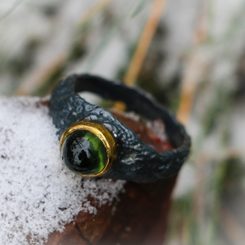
[50,74,191,182]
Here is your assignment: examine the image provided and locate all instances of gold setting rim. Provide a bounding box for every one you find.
[60,121,116,177]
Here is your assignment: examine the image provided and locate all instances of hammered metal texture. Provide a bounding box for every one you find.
[50,74,191,182]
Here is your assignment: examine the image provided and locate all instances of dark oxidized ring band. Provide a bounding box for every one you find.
[49,74,191,183]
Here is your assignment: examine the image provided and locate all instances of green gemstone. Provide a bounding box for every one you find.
[62,130,107,175]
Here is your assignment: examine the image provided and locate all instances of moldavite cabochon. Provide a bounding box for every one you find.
[62,130,108,174]
[0,97,124,245]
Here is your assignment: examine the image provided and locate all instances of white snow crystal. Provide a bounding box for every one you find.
[0,97,124,245]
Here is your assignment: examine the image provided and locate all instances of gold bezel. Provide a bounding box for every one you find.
[60,121,116,177]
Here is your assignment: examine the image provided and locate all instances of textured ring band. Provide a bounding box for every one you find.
[49,74,191,183]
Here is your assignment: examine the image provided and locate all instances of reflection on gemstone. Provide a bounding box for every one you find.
[62,130,107,175]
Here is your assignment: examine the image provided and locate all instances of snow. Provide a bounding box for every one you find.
[0,97,124,245]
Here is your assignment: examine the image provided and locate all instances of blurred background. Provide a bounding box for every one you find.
[0,0,244,244]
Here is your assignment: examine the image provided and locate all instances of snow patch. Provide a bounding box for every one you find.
[0,97,124,245]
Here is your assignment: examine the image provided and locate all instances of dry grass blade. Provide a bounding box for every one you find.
[221,207,245,244]
[15,0,113,96]
[79,0,113,24]
[113,0,166,112]
[177,5,208,124]
[123,0,166,86]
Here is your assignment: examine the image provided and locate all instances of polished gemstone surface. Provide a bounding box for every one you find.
[62,130,108,175]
